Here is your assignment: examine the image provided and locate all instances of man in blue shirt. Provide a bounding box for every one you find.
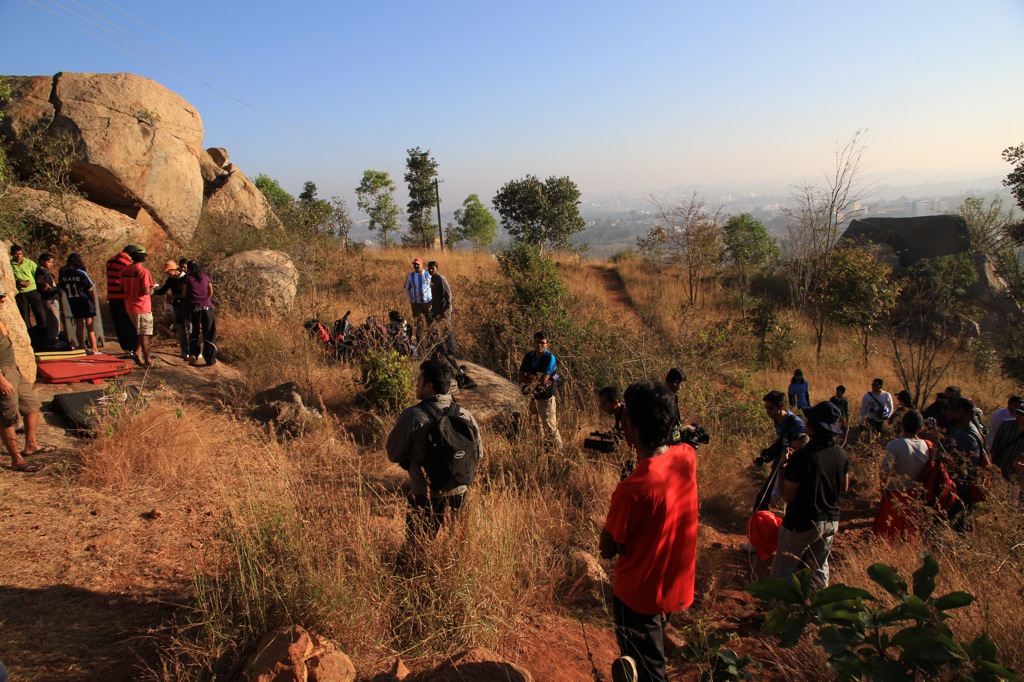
[404,258,432,343]
[753,389,805,512]
[518,330,563,449]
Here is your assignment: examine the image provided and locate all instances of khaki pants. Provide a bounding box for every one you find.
[529,395,563,448]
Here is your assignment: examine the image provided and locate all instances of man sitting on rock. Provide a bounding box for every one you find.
[0,282,52,472]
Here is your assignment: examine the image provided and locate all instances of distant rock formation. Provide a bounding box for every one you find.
[0,72,280,248]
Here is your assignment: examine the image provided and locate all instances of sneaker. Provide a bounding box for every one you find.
[611,656,638,682]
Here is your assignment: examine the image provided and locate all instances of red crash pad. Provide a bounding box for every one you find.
[36,355,133,384]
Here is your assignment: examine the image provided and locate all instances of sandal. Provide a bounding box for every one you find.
[13,462,43,473]
[21,444,56,457]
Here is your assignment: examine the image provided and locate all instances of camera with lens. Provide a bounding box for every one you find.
[677,424,710,449]
[753,445,777,467]
[584,431,619,453]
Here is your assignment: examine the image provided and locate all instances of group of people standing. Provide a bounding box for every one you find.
[104,245,218,367]
[8,243,217,368]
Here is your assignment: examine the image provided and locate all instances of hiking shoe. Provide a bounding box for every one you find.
[611,656,638,682]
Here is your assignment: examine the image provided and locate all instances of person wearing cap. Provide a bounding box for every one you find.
[9,244,47,332]
[600,381,698,682]
[404,258,432,344]
[0,282,51,473]
[987,395,1023,450]
[120,245,155,368]
[753,390,805,512]
[860,378,893,436]
[770,400,849,592]
[940,396,986,532]
[106,245,140,355]
[58,253,100,355]
[153,259,189,359]
[873,410,931,540]
[989,404,1024,483]
[426,260,456,357]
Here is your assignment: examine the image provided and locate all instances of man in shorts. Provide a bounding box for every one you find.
[120,245,155,368]
[0,283,50,472]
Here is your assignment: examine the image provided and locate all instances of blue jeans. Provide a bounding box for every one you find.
[770,520,838,593]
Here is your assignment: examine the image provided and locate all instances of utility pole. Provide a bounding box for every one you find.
[434,178,445,250]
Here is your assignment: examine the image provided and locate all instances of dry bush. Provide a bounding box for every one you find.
[79,398,218,491]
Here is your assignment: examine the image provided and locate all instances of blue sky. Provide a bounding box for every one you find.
[3,0,1023,212]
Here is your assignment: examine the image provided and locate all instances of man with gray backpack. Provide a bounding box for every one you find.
[386,358,483,534]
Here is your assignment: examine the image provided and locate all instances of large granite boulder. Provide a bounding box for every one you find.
[7,186,164,249]
[0,76,56,152]
[214,249,299,311]
[0,241,36,383]
[201,163,283,231]
[842,215,970,266]
[48,72,205,243]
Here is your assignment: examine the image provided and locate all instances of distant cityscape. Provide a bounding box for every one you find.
[351,176,1015,257]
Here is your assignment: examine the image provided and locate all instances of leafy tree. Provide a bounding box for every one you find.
[254,173,294,210]
[356,170,401,246]
[887,255,978,408]
[955,195,1017,256]
[1003,143,1024,212]
[817,246,901,365]
[722,212,779,314]
[404,147,439,248]
[449,193,498,250]
[491,174,585,252]
[640,191,723,306]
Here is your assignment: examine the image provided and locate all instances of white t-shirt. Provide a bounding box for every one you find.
[881,437,930,490]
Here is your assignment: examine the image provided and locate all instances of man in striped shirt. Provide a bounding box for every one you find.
[106,245,140,355]
[404,257,432,344]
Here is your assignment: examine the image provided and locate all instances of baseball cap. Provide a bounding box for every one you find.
[801,401,843,434]
[163,259,178,274]
[947,397,975,412]
[123,244,141,254]
[412,258,424,266]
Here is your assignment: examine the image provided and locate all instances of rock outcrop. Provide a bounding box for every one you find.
[250,381,322,439]
[424,648,532,682]
[0,72,281,247]
[214,249,300,311]
[246,626,355,682]
[0,240,37,383]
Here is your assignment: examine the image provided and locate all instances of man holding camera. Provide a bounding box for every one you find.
[753,390,805,512]
[518,331,563,449]
[600,381,698,682]
[860,378,894,435]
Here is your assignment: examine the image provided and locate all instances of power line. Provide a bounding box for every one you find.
[27,0,404,175]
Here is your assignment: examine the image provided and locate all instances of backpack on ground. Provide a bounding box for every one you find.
[422,400,481,492]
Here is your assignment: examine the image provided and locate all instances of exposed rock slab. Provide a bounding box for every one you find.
[214,249,299,311]
[0,240,36,383]
[201,164,283,231]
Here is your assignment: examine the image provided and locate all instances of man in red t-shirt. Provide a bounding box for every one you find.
[600,381,699,682]
[120,246,155,368]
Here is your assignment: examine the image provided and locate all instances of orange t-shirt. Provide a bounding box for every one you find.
[120,262,153,314]
[604,442,699,615]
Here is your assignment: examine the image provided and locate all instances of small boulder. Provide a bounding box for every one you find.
[308,650,356,682]
[250,381,321,439]
[426,647,532,682]
[207,146,229,167]
[201,164,282,231]
[563,550,609,605]
[246,626,354,682]
[214,249,300,311]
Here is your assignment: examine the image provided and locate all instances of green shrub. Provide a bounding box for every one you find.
[360,350,413,412]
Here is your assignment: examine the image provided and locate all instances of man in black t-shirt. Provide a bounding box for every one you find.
[770,400,850,593]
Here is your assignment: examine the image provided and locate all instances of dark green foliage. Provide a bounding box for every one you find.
[1003,143,1024,213]
[677,620,759,681]
[722,212,779,314]
[254,173,294,209]
[491,174,585,251]
[404,147,439,248]
[745,553,1023,681]
[356,170,401,246]
[360,349,413,412]
[449,193,498,250]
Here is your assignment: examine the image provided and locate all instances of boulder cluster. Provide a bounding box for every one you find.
[0,71,281,249]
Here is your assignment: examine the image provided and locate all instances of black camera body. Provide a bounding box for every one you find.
[584,431,618,453]
[677,424,710,449]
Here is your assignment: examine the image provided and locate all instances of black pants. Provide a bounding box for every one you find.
[406,492,465,536]
[109,299,137,352]
[188,307,217,364]
[613,596,669,682]
[15,290,47,330]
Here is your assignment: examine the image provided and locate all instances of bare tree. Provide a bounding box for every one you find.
[782,129,873,358]
[639,191,723,306]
